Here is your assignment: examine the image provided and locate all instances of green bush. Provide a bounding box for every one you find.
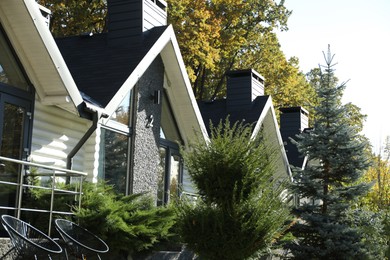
[73,182,177,257]
[21,175,79,233]
[176,119,291,260]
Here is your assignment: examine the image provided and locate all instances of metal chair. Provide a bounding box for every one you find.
[54,219,109,260]
[1,214,63,259]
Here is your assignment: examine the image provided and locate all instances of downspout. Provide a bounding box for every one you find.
[66,106,105,170]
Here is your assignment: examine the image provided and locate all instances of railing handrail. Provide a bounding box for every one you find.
[0,156,87,176]
[0,155,87,236]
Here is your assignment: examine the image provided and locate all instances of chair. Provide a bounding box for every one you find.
[54,219,109,260]
[1,214,63,259]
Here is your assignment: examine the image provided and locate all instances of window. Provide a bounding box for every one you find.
[0,28,29,91]
[110,91,132,126]
[98,127,129,194]
[157,139,182,206]
[0,26,33,219]
[157,92,184,205]
[98,90,133,194]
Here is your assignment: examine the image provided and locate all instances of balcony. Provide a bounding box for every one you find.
[0,156,86,236]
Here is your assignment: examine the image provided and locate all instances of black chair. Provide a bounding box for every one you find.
[1,214,63,259]
[54,219,109,260]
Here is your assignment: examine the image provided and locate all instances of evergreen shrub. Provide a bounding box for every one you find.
[73,181,177,257]
[176,119,291,260]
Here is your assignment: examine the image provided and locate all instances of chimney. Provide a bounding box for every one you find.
[226,69,265,112]
[107,0,167,46]
[279,107,309,168]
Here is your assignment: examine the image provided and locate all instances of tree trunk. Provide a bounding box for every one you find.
[211,51,239,100]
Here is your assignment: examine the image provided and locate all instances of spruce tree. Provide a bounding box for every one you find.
[286,46,372,259]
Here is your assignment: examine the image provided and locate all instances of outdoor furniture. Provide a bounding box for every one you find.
[1,214,63,259]
[54,219,109,260]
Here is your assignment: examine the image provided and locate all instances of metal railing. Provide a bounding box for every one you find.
[0,156,87,236]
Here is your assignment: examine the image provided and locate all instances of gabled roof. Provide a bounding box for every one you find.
[56,27,168,108]
[198,96,291,180]
[0,0,84,114]
[199,96,269,131]
[57,25,209,145]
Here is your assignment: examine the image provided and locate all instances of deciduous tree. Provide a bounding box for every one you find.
[167,0,292,100]
[361,153,390,212]
[358,147,390,258]
[240,32,317,117]
[41,1,316,119]
[38,0,107,37]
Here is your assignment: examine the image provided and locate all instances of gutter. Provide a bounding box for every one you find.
[66,102,108,170]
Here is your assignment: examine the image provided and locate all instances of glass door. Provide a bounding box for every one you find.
[0,93,32,214]
[157,139,183,205]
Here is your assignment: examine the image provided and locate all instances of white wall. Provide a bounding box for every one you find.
[143,0,167,31]
[30,102,96,180]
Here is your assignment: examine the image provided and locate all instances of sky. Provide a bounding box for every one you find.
[276,0,390,154]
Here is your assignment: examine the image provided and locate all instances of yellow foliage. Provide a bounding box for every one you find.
[360,156,390,212]
[168,0,293,100]
[38,0,107,37]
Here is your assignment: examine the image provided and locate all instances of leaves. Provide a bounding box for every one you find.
[38,0,107,37]
[42,1,316,123]
[360,153,390,212]
[167,0,296,101]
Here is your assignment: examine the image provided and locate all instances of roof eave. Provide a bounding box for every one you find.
[252,97,292,180]
[0,0,83,114]
[104,25,209,146]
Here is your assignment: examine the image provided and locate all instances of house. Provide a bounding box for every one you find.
[54,0,209,202]
[279,106,309,170]
[198,69,293,181]
[0,0,208,225]
[0,0,305,238]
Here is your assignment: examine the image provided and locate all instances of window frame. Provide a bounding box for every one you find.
[0,25,34,96]
[0,24,35,158]
[98,125,132,195]
[158,138,183,205]
[98,88,135,195]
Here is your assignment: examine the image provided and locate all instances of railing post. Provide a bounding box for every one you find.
[16,167,24,219]
[0,155,87,236]
[48,171,56,236]
[78,176,83,210]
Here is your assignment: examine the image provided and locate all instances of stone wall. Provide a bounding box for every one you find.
[131,55,164,198]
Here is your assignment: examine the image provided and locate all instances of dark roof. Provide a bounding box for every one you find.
[198,95,270,134]
[56,26,168,107]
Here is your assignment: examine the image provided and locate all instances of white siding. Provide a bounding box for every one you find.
[30,102,96,179]
[143,0,167,31]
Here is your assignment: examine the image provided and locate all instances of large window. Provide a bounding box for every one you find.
[110,91,132,126]
[98,127,129,194]
[157,92,183,205]
[0,26,34,220]
[157,139,182,206]
[0,28,29,91]
[98,90,133,194]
